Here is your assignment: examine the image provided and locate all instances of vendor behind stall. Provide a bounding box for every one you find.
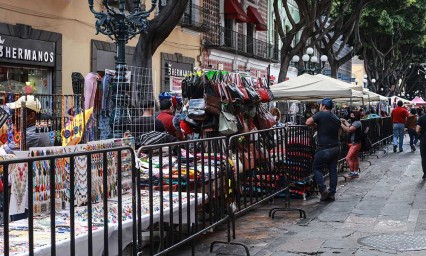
[4,96,52,221]
[6,95,53,150]
[127,101,166,147]
[157,99,178,137]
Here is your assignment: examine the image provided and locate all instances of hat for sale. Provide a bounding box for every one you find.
[319,98,334,109]
[6,95,42,112]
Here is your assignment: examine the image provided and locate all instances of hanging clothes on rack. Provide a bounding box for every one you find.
[99,71,114,140]
[84,72,100,110]
[84,72,101,142]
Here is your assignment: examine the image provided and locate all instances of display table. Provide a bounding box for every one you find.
[138,153,225,185]
[0,190,206,256]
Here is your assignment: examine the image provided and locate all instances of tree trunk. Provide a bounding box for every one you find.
[330,59,338,78]
[278,54,292,82]
[133,36,153,69]
[132,0,189,69]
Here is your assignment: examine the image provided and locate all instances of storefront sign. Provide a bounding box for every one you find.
[0,35,55,67]
[165,62,193,77]
[161,53,195,93]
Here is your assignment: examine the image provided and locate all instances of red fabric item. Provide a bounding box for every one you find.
[0,179,3,193]
[391,107,409,123]
[225,0,248,22]
[157,112,177,136]
[246,6,267,31]
[171,96,177,107]
[180,120,193,135]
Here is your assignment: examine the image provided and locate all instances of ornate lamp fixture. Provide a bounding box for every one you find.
[363,74,376,90]
[88,0,157,138]
[292,47,328,75]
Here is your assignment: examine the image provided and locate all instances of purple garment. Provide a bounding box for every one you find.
[101,74,113,111]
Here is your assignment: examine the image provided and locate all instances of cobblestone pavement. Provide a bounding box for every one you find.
[172,141,426,255]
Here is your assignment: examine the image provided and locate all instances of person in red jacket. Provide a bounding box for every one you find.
[156,99,178,138]
[391,100,409,152]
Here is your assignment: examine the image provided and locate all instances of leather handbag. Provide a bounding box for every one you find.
[219,81,231,104]
[254,105,277,130]
[256,78,271,103]
[226,83,245,101]
[188,98,206,121]
[204,94,221,115]
[219,111,239,135]
[242,77,261,103]
[184,116,200,128]
[232,73,249,102]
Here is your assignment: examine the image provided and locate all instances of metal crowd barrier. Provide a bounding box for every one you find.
[228,127,285,214]
[136,137,248,256]
[269,125,315,218]
[338,117,393,172]
[228,126,315,220]
[7,121,391,256]
[1,146,136,256]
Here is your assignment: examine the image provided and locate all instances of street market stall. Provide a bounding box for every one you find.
[270,74,363,101]
[411,96,426,106]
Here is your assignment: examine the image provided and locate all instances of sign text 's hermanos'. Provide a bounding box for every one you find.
[0,35,55,66]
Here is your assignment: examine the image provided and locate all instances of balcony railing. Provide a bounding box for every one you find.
[180,3,209,32]
[203,26,280,62]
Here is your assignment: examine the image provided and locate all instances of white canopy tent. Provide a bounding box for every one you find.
[390,96,413,105]
[363,89,387,101]
[270,74,363,101]
[336,85,387,103]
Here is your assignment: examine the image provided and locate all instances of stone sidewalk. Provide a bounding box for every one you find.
[174,141,426,255]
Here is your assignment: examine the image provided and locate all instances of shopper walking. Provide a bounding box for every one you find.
[340,111,362,178]
[306,98,341,202]
[406,108,419,152]
[391,100,409,152]
[416,114,426,180]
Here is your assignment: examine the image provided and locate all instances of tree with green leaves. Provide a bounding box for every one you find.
[314,0,374,78]
[273,0,334,82]
[358,0,426,95]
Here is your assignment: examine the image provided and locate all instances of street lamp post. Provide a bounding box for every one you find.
[363,74,376,91]
[292,47,328,75]
[88,0,157,138]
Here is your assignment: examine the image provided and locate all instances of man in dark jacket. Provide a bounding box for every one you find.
[306,98,341,202]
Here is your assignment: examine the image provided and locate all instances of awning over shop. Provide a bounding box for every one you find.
[246,6,267,31]
[225,0,248,23]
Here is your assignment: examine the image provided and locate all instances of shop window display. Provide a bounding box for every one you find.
[0,66,52,94]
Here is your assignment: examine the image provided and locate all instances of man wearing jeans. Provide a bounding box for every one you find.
[306,98,341,202]
[391,100,409,152]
